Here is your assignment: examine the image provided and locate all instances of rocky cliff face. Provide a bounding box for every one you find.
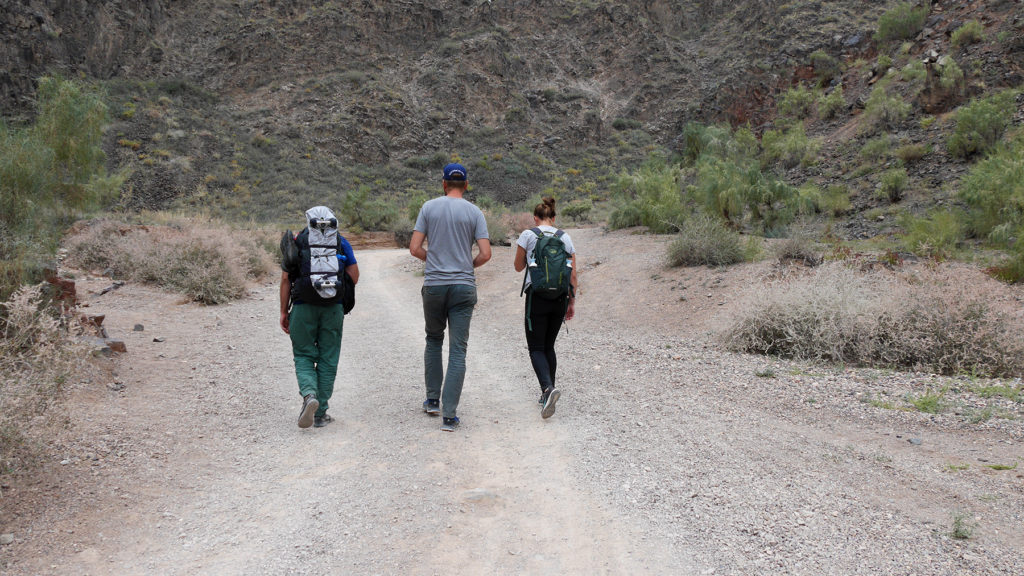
[3,1,883,138]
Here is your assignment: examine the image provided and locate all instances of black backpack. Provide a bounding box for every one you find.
[521,227,571,300]
[282,228,355,314]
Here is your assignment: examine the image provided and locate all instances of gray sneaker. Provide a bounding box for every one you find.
[314,413,333,428]
[441,416,460,432]
[298,394,319,428]
[541,387,560,419]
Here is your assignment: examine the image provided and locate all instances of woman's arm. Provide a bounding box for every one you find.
[514,245,528,272]
[565,253,578,321]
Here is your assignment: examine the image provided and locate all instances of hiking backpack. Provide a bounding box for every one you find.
[282,207,355,313]
[521,227,572,300]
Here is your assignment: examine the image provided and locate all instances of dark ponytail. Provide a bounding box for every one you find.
[533,197,556,220]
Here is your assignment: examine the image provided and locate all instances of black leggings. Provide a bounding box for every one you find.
[525,290,567,392]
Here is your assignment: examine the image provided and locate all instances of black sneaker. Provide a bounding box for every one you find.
[298,393,319,428]
[539,388,550,405]
[313,413,333,428]
[441,416,460,432]
[422,398,441,416]
[541,387,560,419]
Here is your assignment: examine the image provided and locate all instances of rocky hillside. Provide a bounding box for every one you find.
[2,0,1023,228]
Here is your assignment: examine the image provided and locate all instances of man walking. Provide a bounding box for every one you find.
[280,206,359,429]
[409,163,491,431]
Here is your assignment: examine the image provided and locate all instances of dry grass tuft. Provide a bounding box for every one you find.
[724,263,1024,377]
[1,285,91,473]
[64,218,273,304]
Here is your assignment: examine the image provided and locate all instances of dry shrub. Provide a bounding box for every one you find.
[724,263,1024,376]
[0,285,89,473]
[64,219,268,304]
[508,212,536,235]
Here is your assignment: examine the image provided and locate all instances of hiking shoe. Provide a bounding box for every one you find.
[441,416,460,432]
[539,388,550,405]
[541,387,560,419]
[298,393,319,429]
[313,413,333,428]
[422,398,441,416]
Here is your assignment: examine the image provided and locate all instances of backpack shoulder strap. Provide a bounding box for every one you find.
[554,229,565,238]
[531,227,543,238]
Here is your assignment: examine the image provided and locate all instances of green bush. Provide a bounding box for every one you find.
[859,135,893,161]
[952,20,985,47]
[777,84,816,122]
[340,185,398,231]
[680,122,757,164]
[0,76,118,300]
[607,203,643,230]
[820,185,852,217]
[937,56,964,91]
[612,117,642,130]
[561,199,593,222]
[877,54,894,72]
[901,59,927,82]
[608,159,687,233]
[695,156,796,234]
[809,50,840,84]
[817,87,845,120]
[666,215,745,267]
[893,143,929,164]
[878,167,908,202]
[947,91,1016,158]
[875,2,929,42]
[762,123,821,168]
[959,132,1024,242]
[861,83,911,133]
[900,209,963,259]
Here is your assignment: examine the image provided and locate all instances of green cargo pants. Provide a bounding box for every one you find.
[289,302,344,417]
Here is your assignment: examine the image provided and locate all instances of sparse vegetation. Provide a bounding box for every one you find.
[1,285,91,474]
[608,158,687,234]
[666,215,745,267]
[64,218,271,304]
[947,90,1017,159]
[893,143,928,164]
[817,87,845,120]
[952,20,985,48]
[762,123,821,168]
[1,76,123,300]
[776,84,816,122]
[878,167,908,202]
[950,512,975,540]
[899,209,962,260]
[874,2,929,43]
[907,387,946,413]
[861,83,911,134]
[724,264,1024,377]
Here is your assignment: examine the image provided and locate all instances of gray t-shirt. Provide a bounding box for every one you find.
[516,225,575,289]
[414,196,489,286]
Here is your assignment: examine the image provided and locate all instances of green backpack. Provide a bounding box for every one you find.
[521,227,571,300]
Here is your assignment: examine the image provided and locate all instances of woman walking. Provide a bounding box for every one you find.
[513,197,577,419]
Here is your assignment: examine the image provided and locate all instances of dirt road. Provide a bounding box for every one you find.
[3,228,1023,575]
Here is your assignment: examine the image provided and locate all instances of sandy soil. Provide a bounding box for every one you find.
[2,227,1023,575]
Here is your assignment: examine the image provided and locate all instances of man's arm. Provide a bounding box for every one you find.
[345,263,359,285]
[409,231,427,261]
[279,270,291,334]
[473,238,491,268]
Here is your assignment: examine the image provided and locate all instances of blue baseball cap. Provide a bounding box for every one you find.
[442,163,468,182]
